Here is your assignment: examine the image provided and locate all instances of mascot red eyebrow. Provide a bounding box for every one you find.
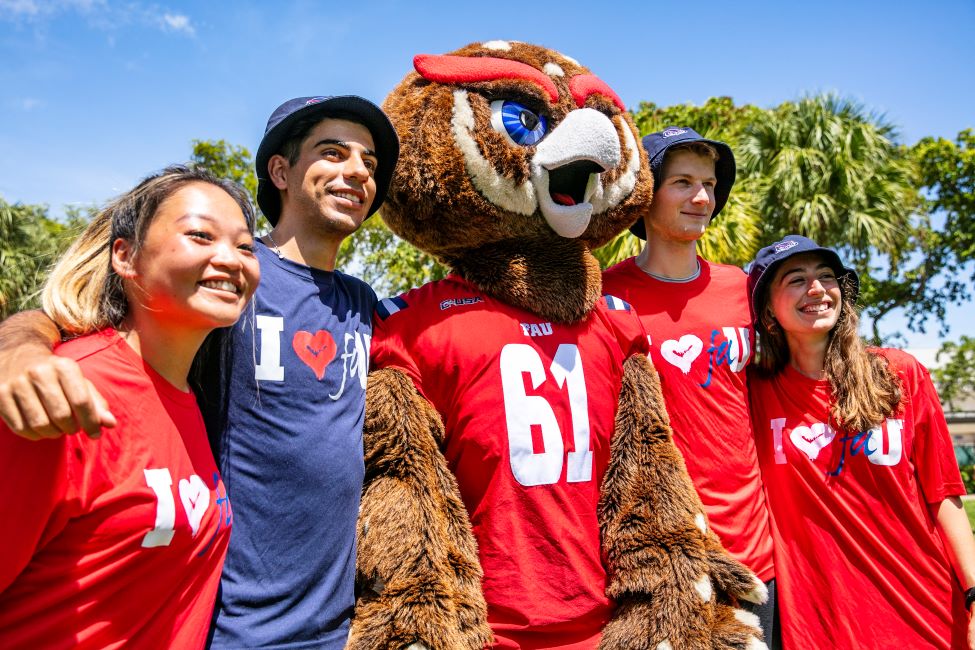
[350,41,767,650]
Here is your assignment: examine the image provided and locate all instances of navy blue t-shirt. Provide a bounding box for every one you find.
[201,241,375,648]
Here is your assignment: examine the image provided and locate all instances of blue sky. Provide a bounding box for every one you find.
[2,0,972,347]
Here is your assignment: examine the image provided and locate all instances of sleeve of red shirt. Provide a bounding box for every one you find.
[600,296,652,360]
[0,428,74,592]
[370,301,427,399]
[898,351,966,504]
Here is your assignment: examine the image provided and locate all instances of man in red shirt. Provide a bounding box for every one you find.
[602,127,778,647]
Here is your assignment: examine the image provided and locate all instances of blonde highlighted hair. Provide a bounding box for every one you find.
[42,165,256,335]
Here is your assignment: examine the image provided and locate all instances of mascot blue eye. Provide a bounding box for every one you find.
[490,100,548,146]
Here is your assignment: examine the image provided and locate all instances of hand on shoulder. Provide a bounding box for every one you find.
[0,320,115,440]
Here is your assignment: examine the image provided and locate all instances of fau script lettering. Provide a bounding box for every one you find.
[699,327,749,387]
[769,417,904,475]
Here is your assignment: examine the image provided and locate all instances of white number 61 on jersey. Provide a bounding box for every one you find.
[500,343,592,487]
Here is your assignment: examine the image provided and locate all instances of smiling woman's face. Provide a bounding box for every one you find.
[768,251,843,343]
[113,181,259,334]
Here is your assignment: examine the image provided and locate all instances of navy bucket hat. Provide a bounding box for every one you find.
[630,126,736,239]
[746,234,860,324]
[255,95,399,226]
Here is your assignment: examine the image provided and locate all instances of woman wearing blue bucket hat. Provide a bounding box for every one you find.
[747,234,975,649]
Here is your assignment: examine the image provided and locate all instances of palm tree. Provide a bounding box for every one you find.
[0,198,84,319]
[0,199,43,318]
[737,94,918,263]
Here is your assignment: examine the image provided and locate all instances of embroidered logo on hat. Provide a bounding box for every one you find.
[662,127,688,138]
[305,97,326,105]
[774,240,799,253]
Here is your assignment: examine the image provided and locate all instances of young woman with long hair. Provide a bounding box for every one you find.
[747,234,975,649]
[0,165,259,648]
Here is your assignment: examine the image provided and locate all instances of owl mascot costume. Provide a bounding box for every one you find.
[349,41,767,650]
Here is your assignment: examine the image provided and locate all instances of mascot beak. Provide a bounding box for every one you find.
[531,108,622,239]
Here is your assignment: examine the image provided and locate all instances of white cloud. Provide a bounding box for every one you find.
[160,12,194,36]
[0,1,196,39]
[3,97,45,111]
[0,0,42,16]
[0,0,103,18]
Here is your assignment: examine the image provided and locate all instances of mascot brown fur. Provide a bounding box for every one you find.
[349,41,767,650]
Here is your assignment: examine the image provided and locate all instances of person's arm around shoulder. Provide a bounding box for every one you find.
[0,310,114,440]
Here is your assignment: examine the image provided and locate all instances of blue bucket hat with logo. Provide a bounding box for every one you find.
[746,234,860,323]
[255,95,399,225]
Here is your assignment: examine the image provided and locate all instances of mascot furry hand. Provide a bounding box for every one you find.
[350,41,767,650]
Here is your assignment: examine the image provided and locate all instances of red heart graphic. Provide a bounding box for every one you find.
[292,330,337,380]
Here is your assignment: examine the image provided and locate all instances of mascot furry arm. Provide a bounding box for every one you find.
[349,42,766,650]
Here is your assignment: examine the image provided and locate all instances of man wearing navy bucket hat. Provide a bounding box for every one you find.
[603,127,780,647]
[0,95,400,650]
[201,96,399,648]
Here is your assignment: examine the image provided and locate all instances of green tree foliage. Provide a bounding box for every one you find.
[912,132,975,407]
[340,216,448,296]
[736,94,934,342]
[191,139,258,202]
[914,129,975,264]
[190,139,266,231]
[859,128,975,342]
[933,336,975,411]
[0,198,87,319]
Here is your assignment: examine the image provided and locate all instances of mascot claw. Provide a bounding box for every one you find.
[740,574,769,605]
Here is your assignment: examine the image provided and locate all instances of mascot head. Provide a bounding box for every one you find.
[381,40,652,259]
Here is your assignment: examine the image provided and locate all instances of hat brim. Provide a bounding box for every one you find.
[256,96,399,226]
[629,138,736,240]
[747,246,860,323]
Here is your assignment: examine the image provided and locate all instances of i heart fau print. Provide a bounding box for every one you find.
[790,422,836,461]
[179,474,210,537]
[292,330,337,380]
[660,335,704,374]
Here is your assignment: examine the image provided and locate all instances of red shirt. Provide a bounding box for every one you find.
[0,329,232,649]
[602,257,774,580]
[372,276,649,650]
[749,348,967,649]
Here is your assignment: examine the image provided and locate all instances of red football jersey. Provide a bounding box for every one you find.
[602,257,774,580]
[372,275,649,650]
[749,348,966,649]
[0,329,232,649]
